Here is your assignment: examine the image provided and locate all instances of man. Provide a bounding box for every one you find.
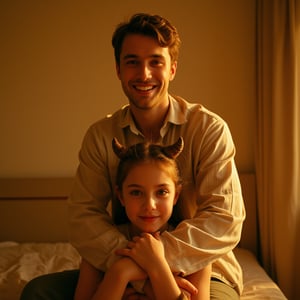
[21,13,245,300]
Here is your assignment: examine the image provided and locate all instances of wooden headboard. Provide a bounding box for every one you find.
[0,178,74,242]
[0,173,258,255]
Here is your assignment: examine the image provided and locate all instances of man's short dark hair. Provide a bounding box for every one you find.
[112,13,181,66]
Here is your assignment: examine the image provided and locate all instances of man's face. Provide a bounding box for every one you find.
[116,34,177,111]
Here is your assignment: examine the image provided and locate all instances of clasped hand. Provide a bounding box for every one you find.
[115,232,196,300]
[116,232,164,273]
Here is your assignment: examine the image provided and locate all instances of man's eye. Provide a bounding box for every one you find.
[151,60,163,66]
[126,60,138,65]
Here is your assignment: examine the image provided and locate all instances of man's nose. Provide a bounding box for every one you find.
[138,63,152,80]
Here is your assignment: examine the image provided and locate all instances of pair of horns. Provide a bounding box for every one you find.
[112,137,184,159]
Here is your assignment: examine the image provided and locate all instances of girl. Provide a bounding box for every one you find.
[75,137,211,300]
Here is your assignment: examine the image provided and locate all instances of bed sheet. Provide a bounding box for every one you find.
[234,248,287,299]
[0,242,286,300]
[0,242,80,300]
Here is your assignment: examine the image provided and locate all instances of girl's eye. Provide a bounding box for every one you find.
[157,189,169,197]
[129,189,142,196]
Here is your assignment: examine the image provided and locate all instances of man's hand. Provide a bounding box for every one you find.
[122,287,150,300]
[174,275,198,299]
[142,276,197,300]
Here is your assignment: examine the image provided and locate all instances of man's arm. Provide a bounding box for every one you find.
[162,121,245,276]
[68,124,127,270]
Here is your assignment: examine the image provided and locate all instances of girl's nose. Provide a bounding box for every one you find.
[144,195,156,210]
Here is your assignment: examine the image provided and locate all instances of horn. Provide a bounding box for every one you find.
[112,137,128,159]
[162,137,184,159]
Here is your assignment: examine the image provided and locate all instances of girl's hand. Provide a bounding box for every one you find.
[111,257,147,282]
[116,232,165,272]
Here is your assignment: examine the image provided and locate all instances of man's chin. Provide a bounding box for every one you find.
[129,99,156,111]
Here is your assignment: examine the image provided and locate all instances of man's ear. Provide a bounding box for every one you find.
[173,184,182,205]
[169,61,177,81]
[115,186,125,206]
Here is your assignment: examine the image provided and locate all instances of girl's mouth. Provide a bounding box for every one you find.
[140,216,159,222]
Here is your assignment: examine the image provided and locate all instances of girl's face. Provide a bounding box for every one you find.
[117,162,180,235]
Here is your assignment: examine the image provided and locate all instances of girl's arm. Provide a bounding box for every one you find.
[74,257,147,300]
[185,265,211,300]
[74,259,104,300]
[92,257,147,300]
[118,232,183,300]
[146,256,183,300]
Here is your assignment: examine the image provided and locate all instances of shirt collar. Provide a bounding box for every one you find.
[165,95,187,125]
[119,95,188,135]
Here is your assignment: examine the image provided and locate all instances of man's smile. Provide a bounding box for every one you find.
[133,84,157,92]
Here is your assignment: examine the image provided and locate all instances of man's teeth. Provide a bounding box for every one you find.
[135,86,153,91]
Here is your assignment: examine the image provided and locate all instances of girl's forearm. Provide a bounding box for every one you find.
[74,259,104,300]
[92,267,128,300]
[92,257,147,300]
[147,259,182,300]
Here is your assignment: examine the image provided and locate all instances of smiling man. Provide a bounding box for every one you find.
[21,13,245,300]
[117,33,177,142]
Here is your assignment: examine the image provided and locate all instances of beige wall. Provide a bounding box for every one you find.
[0,1,256,177]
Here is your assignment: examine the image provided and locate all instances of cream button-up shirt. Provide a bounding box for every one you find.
[68,95,245,294]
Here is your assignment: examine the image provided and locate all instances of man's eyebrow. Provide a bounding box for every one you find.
[122,54,165,60]
[123,54,138,60]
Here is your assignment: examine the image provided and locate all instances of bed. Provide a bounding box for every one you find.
[0,173,287,300]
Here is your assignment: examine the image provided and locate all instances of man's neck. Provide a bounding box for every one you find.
[130,102,170,142]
